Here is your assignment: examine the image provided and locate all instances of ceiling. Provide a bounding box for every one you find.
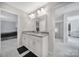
[6,2,48,13]
[55,2,73,8]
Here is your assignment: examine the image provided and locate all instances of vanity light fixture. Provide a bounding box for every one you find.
[37,10,41,15]
[29,13,35,19]
[29,7,47,18]
[41,8,47,15]
[37,8,47,16]
[37,8,45,16]
[41,8,45,12]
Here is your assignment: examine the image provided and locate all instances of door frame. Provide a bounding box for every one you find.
[0,8,1,56]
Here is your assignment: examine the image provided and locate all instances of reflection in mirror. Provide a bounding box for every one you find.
[36,18,40,32]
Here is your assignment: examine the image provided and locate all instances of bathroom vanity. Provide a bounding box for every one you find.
[22,31,48,57]
[21,10,48,57]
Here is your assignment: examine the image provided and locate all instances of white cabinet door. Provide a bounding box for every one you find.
[28,35,35,52]
[34,37,42,56]
[22,35,29,48]
[25,35,29,48]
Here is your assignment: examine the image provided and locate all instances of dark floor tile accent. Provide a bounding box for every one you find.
[1,32,17,38]
[23,51,37,57]
[17,46,28,54]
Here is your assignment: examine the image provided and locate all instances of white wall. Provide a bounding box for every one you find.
[46,3,56,56]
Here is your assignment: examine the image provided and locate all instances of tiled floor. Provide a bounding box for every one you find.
[1,37,79,57]
[53,37,79,57]
[1,38,20,57]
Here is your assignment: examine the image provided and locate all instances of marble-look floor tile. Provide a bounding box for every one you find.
[50,37,79,57]
[1,38,20,57]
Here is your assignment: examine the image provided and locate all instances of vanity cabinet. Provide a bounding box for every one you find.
[22,32,48,57]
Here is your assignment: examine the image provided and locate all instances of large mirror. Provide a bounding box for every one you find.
[35,15,47,32]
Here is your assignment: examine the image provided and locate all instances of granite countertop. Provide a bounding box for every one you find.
[22,31,49,37]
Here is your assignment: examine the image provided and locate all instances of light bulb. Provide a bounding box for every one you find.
[41,8,44,12]
[37,10,41,14]
[41,8,46,14]
[29,13,35,19]
[55,28,58,32]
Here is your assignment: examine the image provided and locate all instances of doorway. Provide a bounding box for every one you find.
[61,11,79,57]
[67,15,79,44]
[1,10,19,57]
